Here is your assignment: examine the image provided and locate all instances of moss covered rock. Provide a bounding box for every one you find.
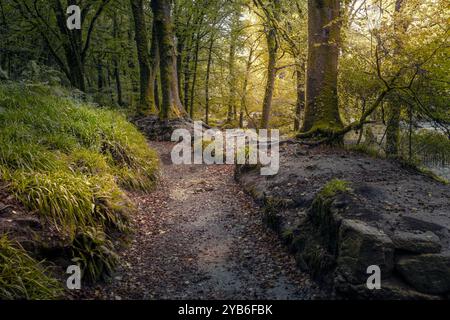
[337,219,394,284]
[396,253,450,294]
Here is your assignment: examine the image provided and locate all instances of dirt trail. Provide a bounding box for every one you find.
[82,141,321,300]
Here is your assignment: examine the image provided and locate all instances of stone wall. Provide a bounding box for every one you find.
[236,144,450,299]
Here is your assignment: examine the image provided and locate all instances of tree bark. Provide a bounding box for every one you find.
[173,1,185,99]
[112,13,124,106]
[151,0,185,120]
[240,45,255,128]
[97,59,104,91]
[50,0,110,92]
[189,22,202,118]
[302,0,343,134]
[294,62,305,131]
[205,35,215,125]
[52,0,86,91]
[260,0,280,129]
[226,10,240,123]
[259,0,281,129]
[149,21,160,111]
[386,101,402,155]
[154,72,161,110]
[385,0,407,156]
[130,0,153,116]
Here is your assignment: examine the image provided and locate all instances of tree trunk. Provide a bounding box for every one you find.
[357,97,367,145]
[97,59,104,91]
[149,21,160,111]
[171,38,185,115]
[176,38,184,103]
[385,0,407,157]
[189,27,202,118]
[56,0,85,92]
[183,52,192,112]
[240,45,255,128]
[294,62,306,131]
[113,59,123,106]
[260,35,277,129]
[152,0,185,120]
[154,72,161,110]
[226,38,237,123]
[260,0,280,129]
[174,3,185,100]
[50,0,109,92]
[386,101,402,155]
[205,35,215,125]
[130,0,152,116]
[226,11,240,123]
[112,14,124,106]
[302,0,343,134]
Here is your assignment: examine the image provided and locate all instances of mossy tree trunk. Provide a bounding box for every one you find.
[302,0,343,135]
[173,1,185,103]
[130,0,154,116]
[149,20,160,112]
[151,0,185,120]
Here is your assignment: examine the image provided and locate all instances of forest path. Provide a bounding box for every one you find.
[83,141,321,299]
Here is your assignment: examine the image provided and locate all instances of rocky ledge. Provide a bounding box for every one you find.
[236,143,450,299]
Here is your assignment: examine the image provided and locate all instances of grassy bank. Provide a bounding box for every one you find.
[0,83,159,298]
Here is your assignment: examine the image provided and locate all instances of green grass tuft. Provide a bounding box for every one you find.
[0,236,62,300]
[71,227,119,283]
[320,179,351,198]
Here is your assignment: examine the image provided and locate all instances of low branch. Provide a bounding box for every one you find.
[296,88,392,142]
[82,0,111,62]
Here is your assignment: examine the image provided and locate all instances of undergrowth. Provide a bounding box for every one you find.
[399,130,450,167]
[0,83,159,287]
[319,179,351,198]
[0,236,62,299]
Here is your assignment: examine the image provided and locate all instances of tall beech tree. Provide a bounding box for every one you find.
[301,0,343,135]
[256,0,281,129]
[151,0,185,120]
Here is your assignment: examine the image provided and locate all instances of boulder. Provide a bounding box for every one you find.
[392,230,441,254]
[337,219,394,284]
[396,253,450,294]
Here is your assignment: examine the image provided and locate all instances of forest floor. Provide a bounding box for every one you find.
[78,141,323,300]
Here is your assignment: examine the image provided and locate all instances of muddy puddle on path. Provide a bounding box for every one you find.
[80,141,322,300]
